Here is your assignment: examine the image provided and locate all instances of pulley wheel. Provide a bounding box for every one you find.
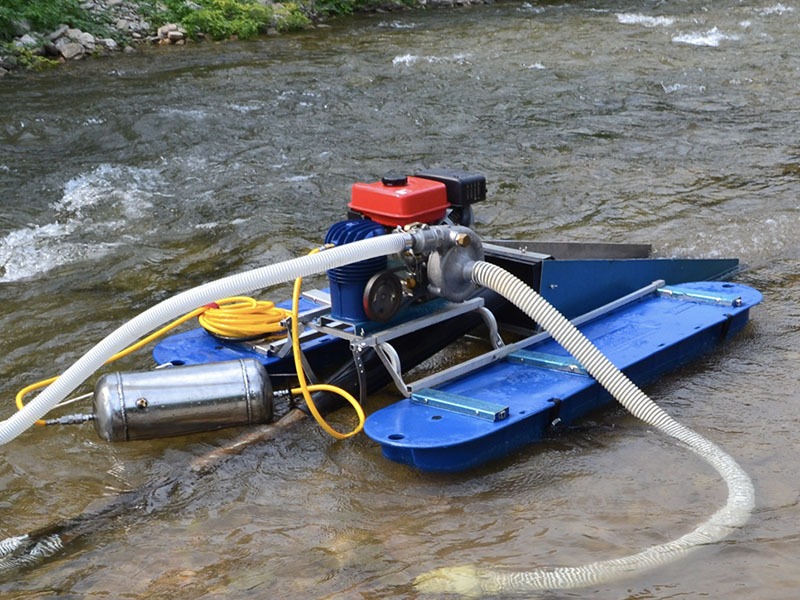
[363,271,403,322]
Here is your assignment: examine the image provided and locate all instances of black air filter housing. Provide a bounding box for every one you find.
[415,169,487,208]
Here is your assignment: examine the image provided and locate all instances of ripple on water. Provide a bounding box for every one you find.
[616,13,676,27]
[672,26,740,46]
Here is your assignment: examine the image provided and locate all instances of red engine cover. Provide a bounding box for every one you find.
[349,176,449,226]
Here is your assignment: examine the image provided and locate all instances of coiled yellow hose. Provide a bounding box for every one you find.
[198,297,290,339]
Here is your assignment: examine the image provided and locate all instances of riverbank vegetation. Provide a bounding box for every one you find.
[0,0,423,74]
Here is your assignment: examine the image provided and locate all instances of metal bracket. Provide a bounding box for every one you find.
[350,343,368,405]
[547,397,563,429]
[320,297,486,346]
[245,290,338,358]
[507,349,588,375]
[298,347,319,384]
[657,285,743,307]
[301,289,332,307]
[477,306,504,349]
[374,342,410,397]
[411,388,509,422]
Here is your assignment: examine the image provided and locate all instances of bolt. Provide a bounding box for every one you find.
[455,233,471,247]
[135,397,148,409]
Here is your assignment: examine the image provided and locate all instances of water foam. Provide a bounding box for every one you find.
[228,103,264,114]
[661,82,706,93]
[157,108,208,120]
[56,163,155,218]
[616,13,676,27]
[378,20,417,29]
[759,3,794,15]
[661,83,688,93]
[0,164,160,283]
[392,53,471,66]
[392,54,418,66]
[519,3,545,13]
[672,27,739,46]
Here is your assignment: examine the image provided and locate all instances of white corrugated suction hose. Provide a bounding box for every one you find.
[415,261,754,597]
[0,233,411,446]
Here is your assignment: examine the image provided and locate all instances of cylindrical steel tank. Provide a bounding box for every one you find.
[93,359,272,442]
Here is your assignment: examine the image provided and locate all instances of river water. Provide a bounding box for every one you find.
[1,0,799,597]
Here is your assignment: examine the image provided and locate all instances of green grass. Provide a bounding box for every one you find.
[176,0,276,40]
[274,2,311,32]
[0,0,106,42]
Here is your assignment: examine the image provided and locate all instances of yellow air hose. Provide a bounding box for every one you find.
[16,305,210,426]
[287,247,365,440]
[16,251,365,439]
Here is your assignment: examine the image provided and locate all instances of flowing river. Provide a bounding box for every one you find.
[1,0,800,597]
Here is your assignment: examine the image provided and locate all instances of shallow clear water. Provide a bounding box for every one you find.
[1,0,800,597]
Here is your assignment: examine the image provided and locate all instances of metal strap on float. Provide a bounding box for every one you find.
[657,285,743,307]
[411,388,509,422]
[407,279,665,394]
[506,350,588,375]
